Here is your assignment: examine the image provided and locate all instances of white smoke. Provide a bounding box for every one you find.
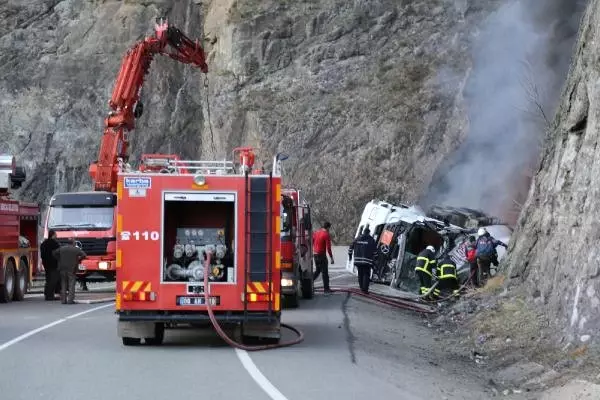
[423,0,586,221]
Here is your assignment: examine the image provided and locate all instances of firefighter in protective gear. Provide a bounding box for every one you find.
[434,254,460,299]
[475,227,507,286]
[415,245,436,297]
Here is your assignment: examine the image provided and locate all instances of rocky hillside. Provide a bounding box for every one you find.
[504,0,600,347]
[0,0,503,239]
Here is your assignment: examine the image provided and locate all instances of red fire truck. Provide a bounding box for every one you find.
[280,188,314,307]
[116,149,283,345]
[43,18,208,285]
[0,155,40,303]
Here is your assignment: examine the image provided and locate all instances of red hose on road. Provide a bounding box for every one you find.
[316,286,437,314]
[202,254,304,351]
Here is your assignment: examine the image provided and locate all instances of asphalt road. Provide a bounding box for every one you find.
[0,247,495,400]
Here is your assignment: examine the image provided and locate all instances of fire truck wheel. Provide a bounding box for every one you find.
[122,337,142,346]
[283,294,299,308]
[301,277,314,299]
[145,323,165,346]
[13,259,28,301]
[0,259,16,303]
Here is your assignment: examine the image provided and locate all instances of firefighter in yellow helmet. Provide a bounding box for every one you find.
[415,245,436,298]
[433,253,460,299]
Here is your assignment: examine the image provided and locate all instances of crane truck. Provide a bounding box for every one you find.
[43,18,208,285]
[0,155,40,303]
[280,187,314,307]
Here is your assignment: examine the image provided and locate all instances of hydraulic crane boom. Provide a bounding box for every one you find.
[89,18,209,192]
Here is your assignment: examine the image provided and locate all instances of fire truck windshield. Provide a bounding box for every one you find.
[47,206,114,231]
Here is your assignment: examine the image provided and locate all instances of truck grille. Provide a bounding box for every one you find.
[57,238,114,256]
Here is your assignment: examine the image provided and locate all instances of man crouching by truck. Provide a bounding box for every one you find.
[348,226,378,294]
[53,239,87,304]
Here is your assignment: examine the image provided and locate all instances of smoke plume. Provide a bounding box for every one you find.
[423,0,587,224]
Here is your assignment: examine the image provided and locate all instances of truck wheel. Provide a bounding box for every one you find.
[145,323,165,345]
[301,277,314,299]
[122,337,141,346]
[13,259,28,301]
[283,294,299,308]
[0,260,15,303]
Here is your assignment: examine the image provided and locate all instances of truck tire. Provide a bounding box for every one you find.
[122,337,141,346]
[301,277,314,299]
[0,260,16,303]
[13,259,28,301]
[283,293,299,308]
[145,323,165,346]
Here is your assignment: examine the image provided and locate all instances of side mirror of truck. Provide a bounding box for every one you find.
[10,166,26,189]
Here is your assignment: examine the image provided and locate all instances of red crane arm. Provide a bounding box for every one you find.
[89,19,208,192]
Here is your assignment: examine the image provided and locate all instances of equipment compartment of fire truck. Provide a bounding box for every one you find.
[116,150,284,346]
[163,197,235,285]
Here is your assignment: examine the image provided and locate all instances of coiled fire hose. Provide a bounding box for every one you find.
[203,253,304,351]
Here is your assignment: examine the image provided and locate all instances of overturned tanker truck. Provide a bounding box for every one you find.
[346,200,512,293]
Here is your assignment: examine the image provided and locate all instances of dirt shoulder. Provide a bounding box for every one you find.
[428,275,600,398]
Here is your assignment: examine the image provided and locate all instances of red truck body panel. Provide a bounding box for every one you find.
[115,172,281,314]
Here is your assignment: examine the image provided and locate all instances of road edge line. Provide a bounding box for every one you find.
[234,348,289,400]
[0,303,114,352]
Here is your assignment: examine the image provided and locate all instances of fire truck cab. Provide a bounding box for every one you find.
[116,149,283,346]
[280,188,314,307]
[0,155,40,303]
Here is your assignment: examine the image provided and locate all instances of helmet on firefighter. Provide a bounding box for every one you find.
[477,227,487,237]
[426,245,435,253]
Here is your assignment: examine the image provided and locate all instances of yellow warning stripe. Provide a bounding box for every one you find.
[130,281,144,292]
[254,282,266,293]
[246,282,269,293]
[121,280,152,292]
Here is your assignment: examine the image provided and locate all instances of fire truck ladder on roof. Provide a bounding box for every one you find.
[167,159,236,174]
[243,172,274,321]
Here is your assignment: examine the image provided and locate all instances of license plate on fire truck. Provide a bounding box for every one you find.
[176,296,220,306]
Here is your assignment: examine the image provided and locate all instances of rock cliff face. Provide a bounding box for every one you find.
[504,0,600,345]
[0,0,500,239]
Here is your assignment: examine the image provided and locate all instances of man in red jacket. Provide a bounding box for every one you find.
[313,221,334,293]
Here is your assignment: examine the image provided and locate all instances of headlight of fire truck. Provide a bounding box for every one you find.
[281,278,294,287]
[98,261,109,270]
[193,175,206,186]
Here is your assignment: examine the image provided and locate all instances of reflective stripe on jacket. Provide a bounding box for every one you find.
[415,249,436,277]
[437,263,457,280]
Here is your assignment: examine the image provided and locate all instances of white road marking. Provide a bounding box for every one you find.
[0,303,114,352]
[235,348,289,400]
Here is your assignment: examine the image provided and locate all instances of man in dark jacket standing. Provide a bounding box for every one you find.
[40,230,61,301]
[348,226,378,294]
[53,239,87,304]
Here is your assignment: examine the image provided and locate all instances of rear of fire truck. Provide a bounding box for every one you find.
[115,150,283,346]
[0,155,40,303]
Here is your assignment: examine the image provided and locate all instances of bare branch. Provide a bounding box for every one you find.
[518,58,551,129]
